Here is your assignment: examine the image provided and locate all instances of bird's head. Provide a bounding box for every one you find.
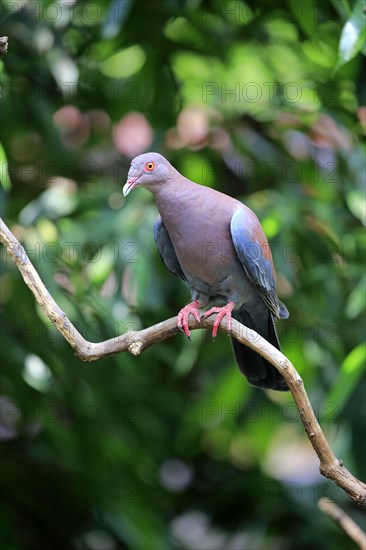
[123,152,172,197]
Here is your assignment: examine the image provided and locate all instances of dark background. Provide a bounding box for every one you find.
[0,0,365,548]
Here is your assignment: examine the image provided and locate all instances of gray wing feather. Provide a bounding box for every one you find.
[230,209,288,319]
[153,216,186,281]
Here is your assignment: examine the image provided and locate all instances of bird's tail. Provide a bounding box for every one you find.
[231,307,288,391]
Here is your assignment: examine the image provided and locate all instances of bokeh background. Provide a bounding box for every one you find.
[1,0,365,548]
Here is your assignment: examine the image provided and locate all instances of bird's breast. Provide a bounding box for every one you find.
[166,214,238,286]
[155,184,244,287]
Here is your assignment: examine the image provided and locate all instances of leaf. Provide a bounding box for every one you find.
[346,190,366,225]
[346,275,366,319]
[86,246,115,285]
[0,142,12,191]
[326,343,366,416]
[330,0,351,20]
[287,0,316,37]
[102,0,134,38]
[336,0,366,69]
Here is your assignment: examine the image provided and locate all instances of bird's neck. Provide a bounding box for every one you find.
[153,178,200,221]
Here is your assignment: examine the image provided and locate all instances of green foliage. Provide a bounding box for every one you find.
[0,143,11,191]
[337,0,366,69]
[0,0,365,548]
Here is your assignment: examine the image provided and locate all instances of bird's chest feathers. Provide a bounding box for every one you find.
[157,193,237,284]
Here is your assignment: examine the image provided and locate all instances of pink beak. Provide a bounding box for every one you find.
[123,173,142,196]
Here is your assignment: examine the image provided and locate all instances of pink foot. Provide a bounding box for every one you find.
[177,300,201,338]
[202,301,235,337]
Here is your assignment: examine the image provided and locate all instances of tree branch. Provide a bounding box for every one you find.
[1,217,366,507]
[318,498,366,549]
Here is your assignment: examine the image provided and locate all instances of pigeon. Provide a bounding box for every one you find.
[123,152,289,391]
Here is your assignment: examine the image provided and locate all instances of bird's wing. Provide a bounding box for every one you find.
[230,208,288,319]
[153,215,186,281]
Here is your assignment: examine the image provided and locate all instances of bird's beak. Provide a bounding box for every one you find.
[123,173,142,197]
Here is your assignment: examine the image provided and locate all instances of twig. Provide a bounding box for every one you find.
[318,498,366,549]
[1,217,366,507]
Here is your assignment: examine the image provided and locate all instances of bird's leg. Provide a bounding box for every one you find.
[202,301,235,337]
[177,300,202,338]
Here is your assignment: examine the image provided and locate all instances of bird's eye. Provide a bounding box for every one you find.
[145,161,156,172]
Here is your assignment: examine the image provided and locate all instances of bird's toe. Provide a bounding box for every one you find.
[177,301,202,338]
[202,302,235,337]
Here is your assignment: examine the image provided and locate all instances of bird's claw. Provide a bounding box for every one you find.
[177,300,201,338]
[202,301,235,337]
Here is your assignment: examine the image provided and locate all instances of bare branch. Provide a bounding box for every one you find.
[1,217,366,507]
[318,498,366,549]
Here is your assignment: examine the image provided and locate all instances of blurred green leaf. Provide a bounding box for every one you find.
[331,0,351,19]
[102,45,146,78]
[86,246,115,285]
[346,275,366,318]
[336,0,366,69]
[0,142,12,191]
[346,189,366,225]
[326,343,366,414]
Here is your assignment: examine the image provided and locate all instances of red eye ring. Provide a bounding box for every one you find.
[145,161,156,172]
